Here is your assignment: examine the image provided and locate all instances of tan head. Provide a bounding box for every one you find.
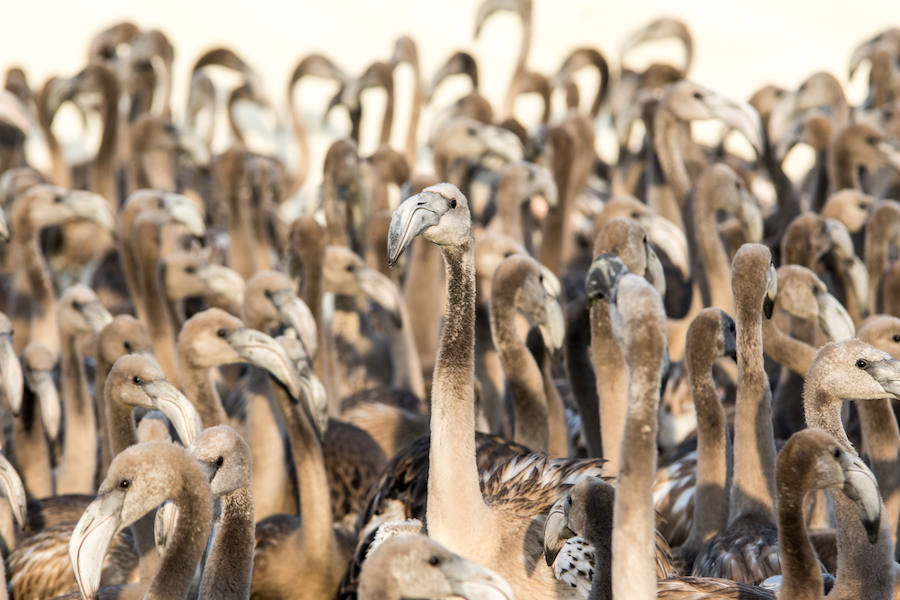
[474,232,527,305]
[544,476,614,564]
[107,354,202,446]
[696,163,762,243]
[177,308,300,399]
[821,189,874,233]
[388,183,473,264]
[780,212,834,267]
[592,217,666,297]
[12,184,115,234]
[491,254,564,353]
[775,265,855,341]
[731,243,777,319]
[97,314,153,370]
[57,284,113,337]
[69,441,213,600]
[857,315,900,358]
[777,428,881,543]
[658,81,762,154]
[243,270,316,358]
[188,425,251,496]
[831,122,900,173]
[594,197,688,278]
[359,534,514,600]
[804,340,900,445]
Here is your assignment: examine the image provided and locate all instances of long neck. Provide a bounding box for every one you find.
[16,228,58,355]
[682,354,730,552]
[404,64,422,169]
[95,360,113,472]
[538,126,574,276]
[828,141,861,192]
[11,391,53,500]
[134,220,179,382]
[93,74,120,209]
[427,239,491,554]
[494,177,525,245]
[387,296,426,399]
[490,287,548,452]
[564,299,602,457]
[729,296,777,524]
[589,299,627,474]
[611,345,661,600]
[178,362,229,427]
[199,485,255,599]
[693,189,733,313]
[776,479,823,600]
[57,332,97,495]
[803,387,896,597]
[762,316,817,376]
[654,111,692,202]
[588,524,612,600]
[403,237,443,377]
[146,470,214,600]
[541,357,569,458]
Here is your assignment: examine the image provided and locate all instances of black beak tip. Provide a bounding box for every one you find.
[763,297,775,320]
[865,519,880,545]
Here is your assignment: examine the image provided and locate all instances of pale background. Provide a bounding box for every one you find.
[0,0,895,198]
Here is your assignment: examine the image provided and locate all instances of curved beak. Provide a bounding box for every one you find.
[446,555,515,600]
[276,335,328,436]
[357,267,402,327]
[0,334,23,416]
[83,300,114,334]
[26,367,61,440]
[478,124,524,164]
[163,193,206,237]
[705,92,763,156]
[774,115,805,163]
[538,294,565,357]
[153,500,178,555]
[0,453,27,530]
[229,327,302,400]
[642,214,689,279]
[65,190,117,233]
[0,206,10,243]
[177,131,211,167]
[875,138,900,172]
[815,290,855,342]
[69,492,125,600]
[543,499,574,566]
[0,89,31,133]
[840,454,882,544]
[268,289,318,359]
[764,264,778,320]
[387,190,448,266]
[867,357,900,398]
[144,379,203,446]
[646,247,667,298]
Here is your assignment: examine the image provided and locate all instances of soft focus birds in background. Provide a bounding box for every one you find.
[0,5,900,600]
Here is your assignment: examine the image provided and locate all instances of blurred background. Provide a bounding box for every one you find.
[1,0,894,202]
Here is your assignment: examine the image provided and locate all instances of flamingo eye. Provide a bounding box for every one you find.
[118,479,130,490]
[855,359,868,369]
[450,198,457,209]
[215,456,224,467]
[217,328,227,338]
[833,447,841,458]
[132,376,142,385]
[428,555,441,566]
